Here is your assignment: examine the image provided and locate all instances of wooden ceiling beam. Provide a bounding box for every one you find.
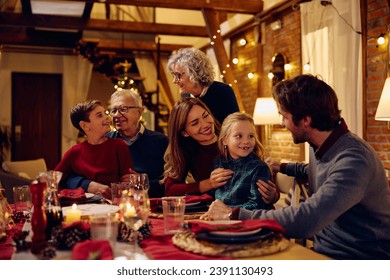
[202,8,244,112]
[0,12,208,37]
[152,52,175,109]
[0,28,81,48]
[68,0,263,14]
[2,0,18,12]
[0,29,188,53]
[86,39,189,53]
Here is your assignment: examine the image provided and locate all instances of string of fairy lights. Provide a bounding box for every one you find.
[208,1,388,82]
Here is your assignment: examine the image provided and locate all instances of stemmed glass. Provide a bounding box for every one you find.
[130,173,151,223]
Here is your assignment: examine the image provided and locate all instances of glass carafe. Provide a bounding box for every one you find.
[40,170,64,240]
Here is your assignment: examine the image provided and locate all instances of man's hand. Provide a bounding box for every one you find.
[87,181,111,199]
[200,199,232,221]
[266,157,281,173]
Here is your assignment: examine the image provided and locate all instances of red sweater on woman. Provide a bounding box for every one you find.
[164,142,218,196]
[55,137,133,187]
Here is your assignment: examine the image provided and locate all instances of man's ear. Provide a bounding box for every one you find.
[302,115,312,128]
[137,107,144,118]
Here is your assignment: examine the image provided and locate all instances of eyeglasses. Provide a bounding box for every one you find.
[109,105,139,115]
[171,71,186,81]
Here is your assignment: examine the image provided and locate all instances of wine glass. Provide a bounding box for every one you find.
[130,173,151,223]
[118,189,144,259]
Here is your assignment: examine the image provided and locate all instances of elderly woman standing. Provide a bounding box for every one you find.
[167,47,239,124]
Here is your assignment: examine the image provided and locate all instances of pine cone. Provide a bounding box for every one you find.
[41,246,57,260]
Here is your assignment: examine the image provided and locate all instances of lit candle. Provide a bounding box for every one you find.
[65,203,81,224]
[124,203,136,217]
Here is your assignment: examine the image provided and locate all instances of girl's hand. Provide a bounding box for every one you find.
[209,168,233,189]
[257,179,279,204]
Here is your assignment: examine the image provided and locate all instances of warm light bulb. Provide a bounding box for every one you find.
[377,35,385,45]
[239,38,247,46]
[303,63,311,72]
[247,72,254,79]
[284,63,292,71]
[232,58,239,64]
[268,72,274,79]
[210,41,215,45]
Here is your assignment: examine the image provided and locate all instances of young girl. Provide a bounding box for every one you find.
[213,112,276,210]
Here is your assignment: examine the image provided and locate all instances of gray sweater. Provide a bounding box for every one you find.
[239,122,390,259]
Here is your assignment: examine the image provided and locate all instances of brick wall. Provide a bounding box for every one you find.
[365,0,390,171]
[230,1,390,174]
[231,6,304,162]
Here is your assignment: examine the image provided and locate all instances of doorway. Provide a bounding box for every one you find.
[11,73,62,170]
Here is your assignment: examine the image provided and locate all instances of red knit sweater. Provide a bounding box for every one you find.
[55,137,133,186]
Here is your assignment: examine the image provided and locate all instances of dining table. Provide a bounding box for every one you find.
[1,198,331,260]
[1,218,330,261]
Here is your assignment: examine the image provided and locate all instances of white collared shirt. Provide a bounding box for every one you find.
[122,123,145,146]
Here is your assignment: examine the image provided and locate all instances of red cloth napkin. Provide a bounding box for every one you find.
[0,222,24,260]
[59,187,86,199]
[188,219,286,234]
[141,218,230,260]
[72,240,114,260]
[185,193,213,204]
[59,187,86,205]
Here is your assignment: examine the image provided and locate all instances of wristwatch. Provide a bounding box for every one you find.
[227,210,233,220]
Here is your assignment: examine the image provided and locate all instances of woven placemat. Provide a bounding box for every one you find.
[172,230,290,258]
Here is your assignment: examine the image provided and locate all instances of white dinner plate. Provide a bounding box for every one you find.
[62,204,119,217]
[205,220,241,225]
[85,193,94,199]
[185,201,201,207]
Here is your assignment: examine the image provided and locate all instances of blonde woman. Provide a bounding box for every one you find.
[213,112,277,210]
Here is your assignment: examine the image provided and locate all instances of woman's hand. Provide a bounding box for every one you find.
[257,179,279,204]
[200,199,232,221]
[209,168,233,189]
[87,181,111,199]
